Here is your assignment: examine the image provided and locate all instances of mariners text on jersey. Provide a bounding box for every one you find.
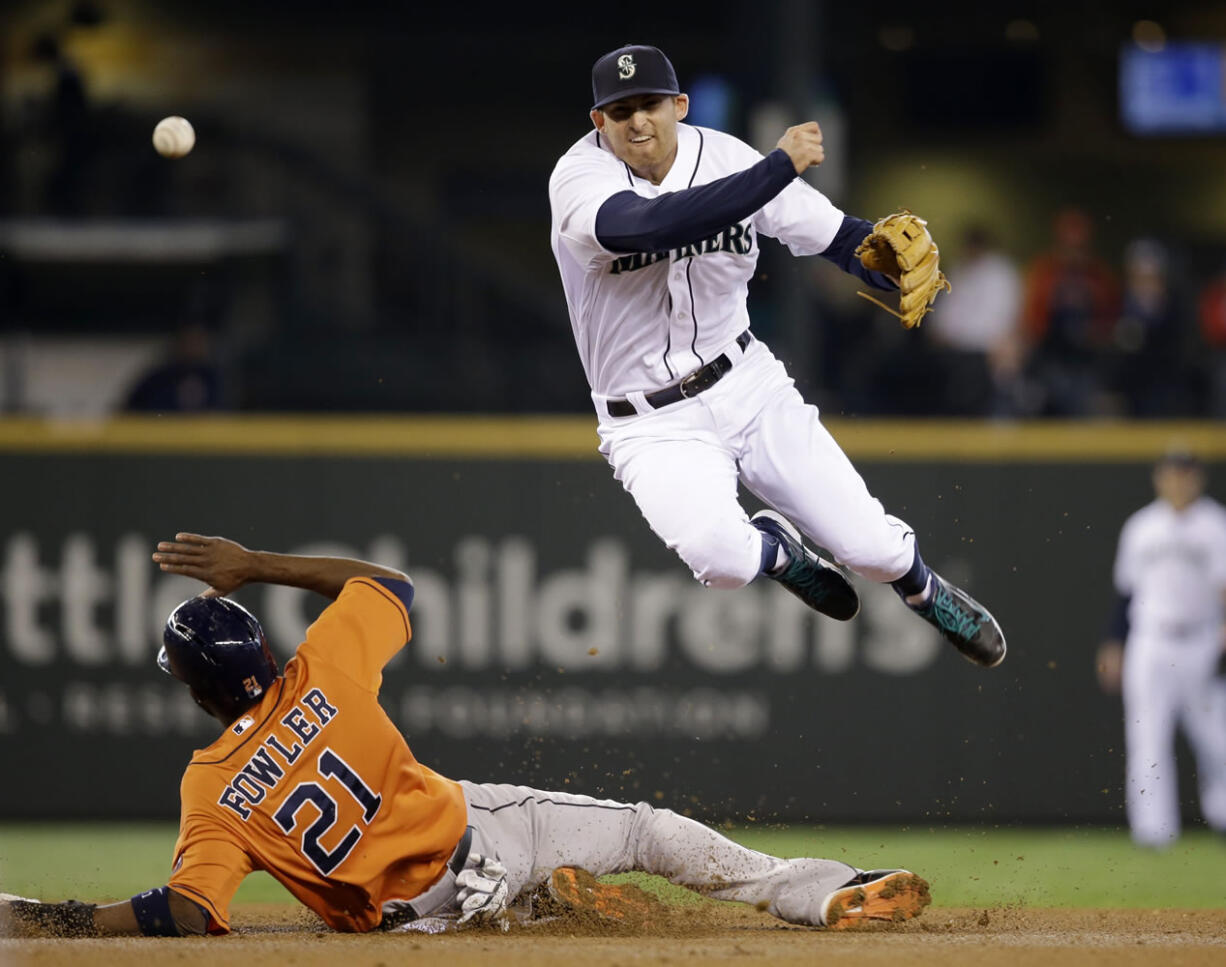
[549,122,843,400]
[608,222,754,274]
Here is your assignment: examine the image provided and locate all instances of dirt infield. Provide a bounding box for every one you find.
[4,903,1226,967]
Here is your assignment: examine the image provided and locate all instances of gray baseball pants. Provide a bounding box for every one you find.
[458,779,857,926]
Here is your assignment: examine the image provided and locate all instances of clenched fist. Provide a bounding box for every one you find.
[777,122,825,174]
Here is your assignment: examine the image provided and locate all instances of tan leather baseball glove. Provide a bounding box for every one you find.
[853,212,950,329]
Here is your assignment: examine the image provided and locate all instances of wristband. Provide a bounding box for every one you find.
[131,886,179,937]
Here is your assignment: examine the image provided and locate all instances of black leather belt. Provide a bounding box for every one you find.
[446,825,474,875]
[606,330,752,418]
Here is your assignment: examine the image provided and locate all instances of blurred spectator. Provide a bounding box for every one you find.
[928,225,1026,416]
[1107,239,1198,417]
[1199,264,1226,417]
[123,323,222,413]
[1022,208,1119,415]
[808,260,947,416]
[31,32,96,216]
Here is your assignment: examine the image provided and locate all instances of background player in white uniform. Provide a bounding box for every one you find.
[1096,451,1226,847]
[548,44,1005,667]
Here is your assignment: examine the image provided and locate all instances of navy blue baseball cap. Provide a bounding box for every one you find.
[591,45,680,110]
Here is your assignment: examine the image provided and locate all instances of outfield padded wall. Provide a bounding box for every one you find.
[0,417,1222,823]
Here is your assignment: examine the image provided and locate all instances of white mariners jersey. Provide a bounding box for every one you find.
[549,122,844,402]
[1113,496,1226,638]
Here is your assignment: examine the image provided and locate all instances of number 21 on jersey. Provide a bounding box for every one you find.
[274,748,381,875]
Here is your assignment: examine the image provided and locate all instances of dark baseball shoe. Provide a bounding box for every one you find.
[820,869,931,929]
[911,572,1006,668]
[751,510,859,620]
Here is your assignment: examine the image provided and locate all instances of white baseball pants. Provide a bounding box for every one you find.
[1122,632,1226,846]
[458,779,857,926]
[597,338,915,589]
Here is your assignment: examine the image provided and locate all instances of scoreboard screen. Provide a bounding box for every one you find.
[1121,42,1226,135]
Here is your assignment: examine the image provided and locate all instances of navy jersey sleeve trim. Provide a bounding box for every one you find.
[372,576,415,614]
[348,577,412,643]
[819,215,898,291]
[594,148,796,253]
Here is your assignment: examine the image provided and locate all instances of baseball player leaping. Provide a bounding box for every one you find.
[548,44,1005,667]
[0,535,930,938]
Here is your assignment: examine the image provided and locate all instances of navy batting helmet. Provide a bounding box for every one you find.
[158,597,279,722]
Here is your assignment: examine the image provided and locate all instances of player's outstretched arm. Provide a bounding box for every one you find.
[1,886,207,937]
[595,148,798,253]
[593,120,830,254]
[153,533,408,600]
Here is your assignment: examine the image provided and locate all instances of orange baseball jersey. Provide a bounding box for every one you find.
[167,576,468,933]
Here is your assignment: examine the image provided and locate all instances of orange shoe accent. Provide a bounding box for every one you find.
[546,867,661,924]
[822,870,931,930]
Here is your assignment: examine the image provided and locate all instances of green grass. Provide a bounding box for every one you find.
[725,825,1226,908]
[0,824,289,904]
[3,823,1225,909]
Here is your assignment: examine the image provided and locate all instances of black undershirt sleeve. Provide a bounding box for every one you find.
[594,148,796,253]
[818,216,898,291]
[1106,593,1131,641]
[594,153,897,293]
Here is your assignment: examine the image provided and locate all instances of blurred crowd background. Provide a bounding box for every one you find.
[2,0,1226,419]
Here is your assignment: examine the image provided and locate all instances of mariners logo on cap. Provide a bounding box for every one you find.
[592,45,679,109]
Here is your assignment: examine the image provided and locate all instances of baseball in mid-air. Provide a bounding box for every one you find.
[152,115,195,158]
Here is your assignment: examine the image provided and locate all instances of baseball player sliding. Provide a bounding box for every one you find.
[548,44,1004,667]
[0,534,930,938]
[1096,450,1226,847]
